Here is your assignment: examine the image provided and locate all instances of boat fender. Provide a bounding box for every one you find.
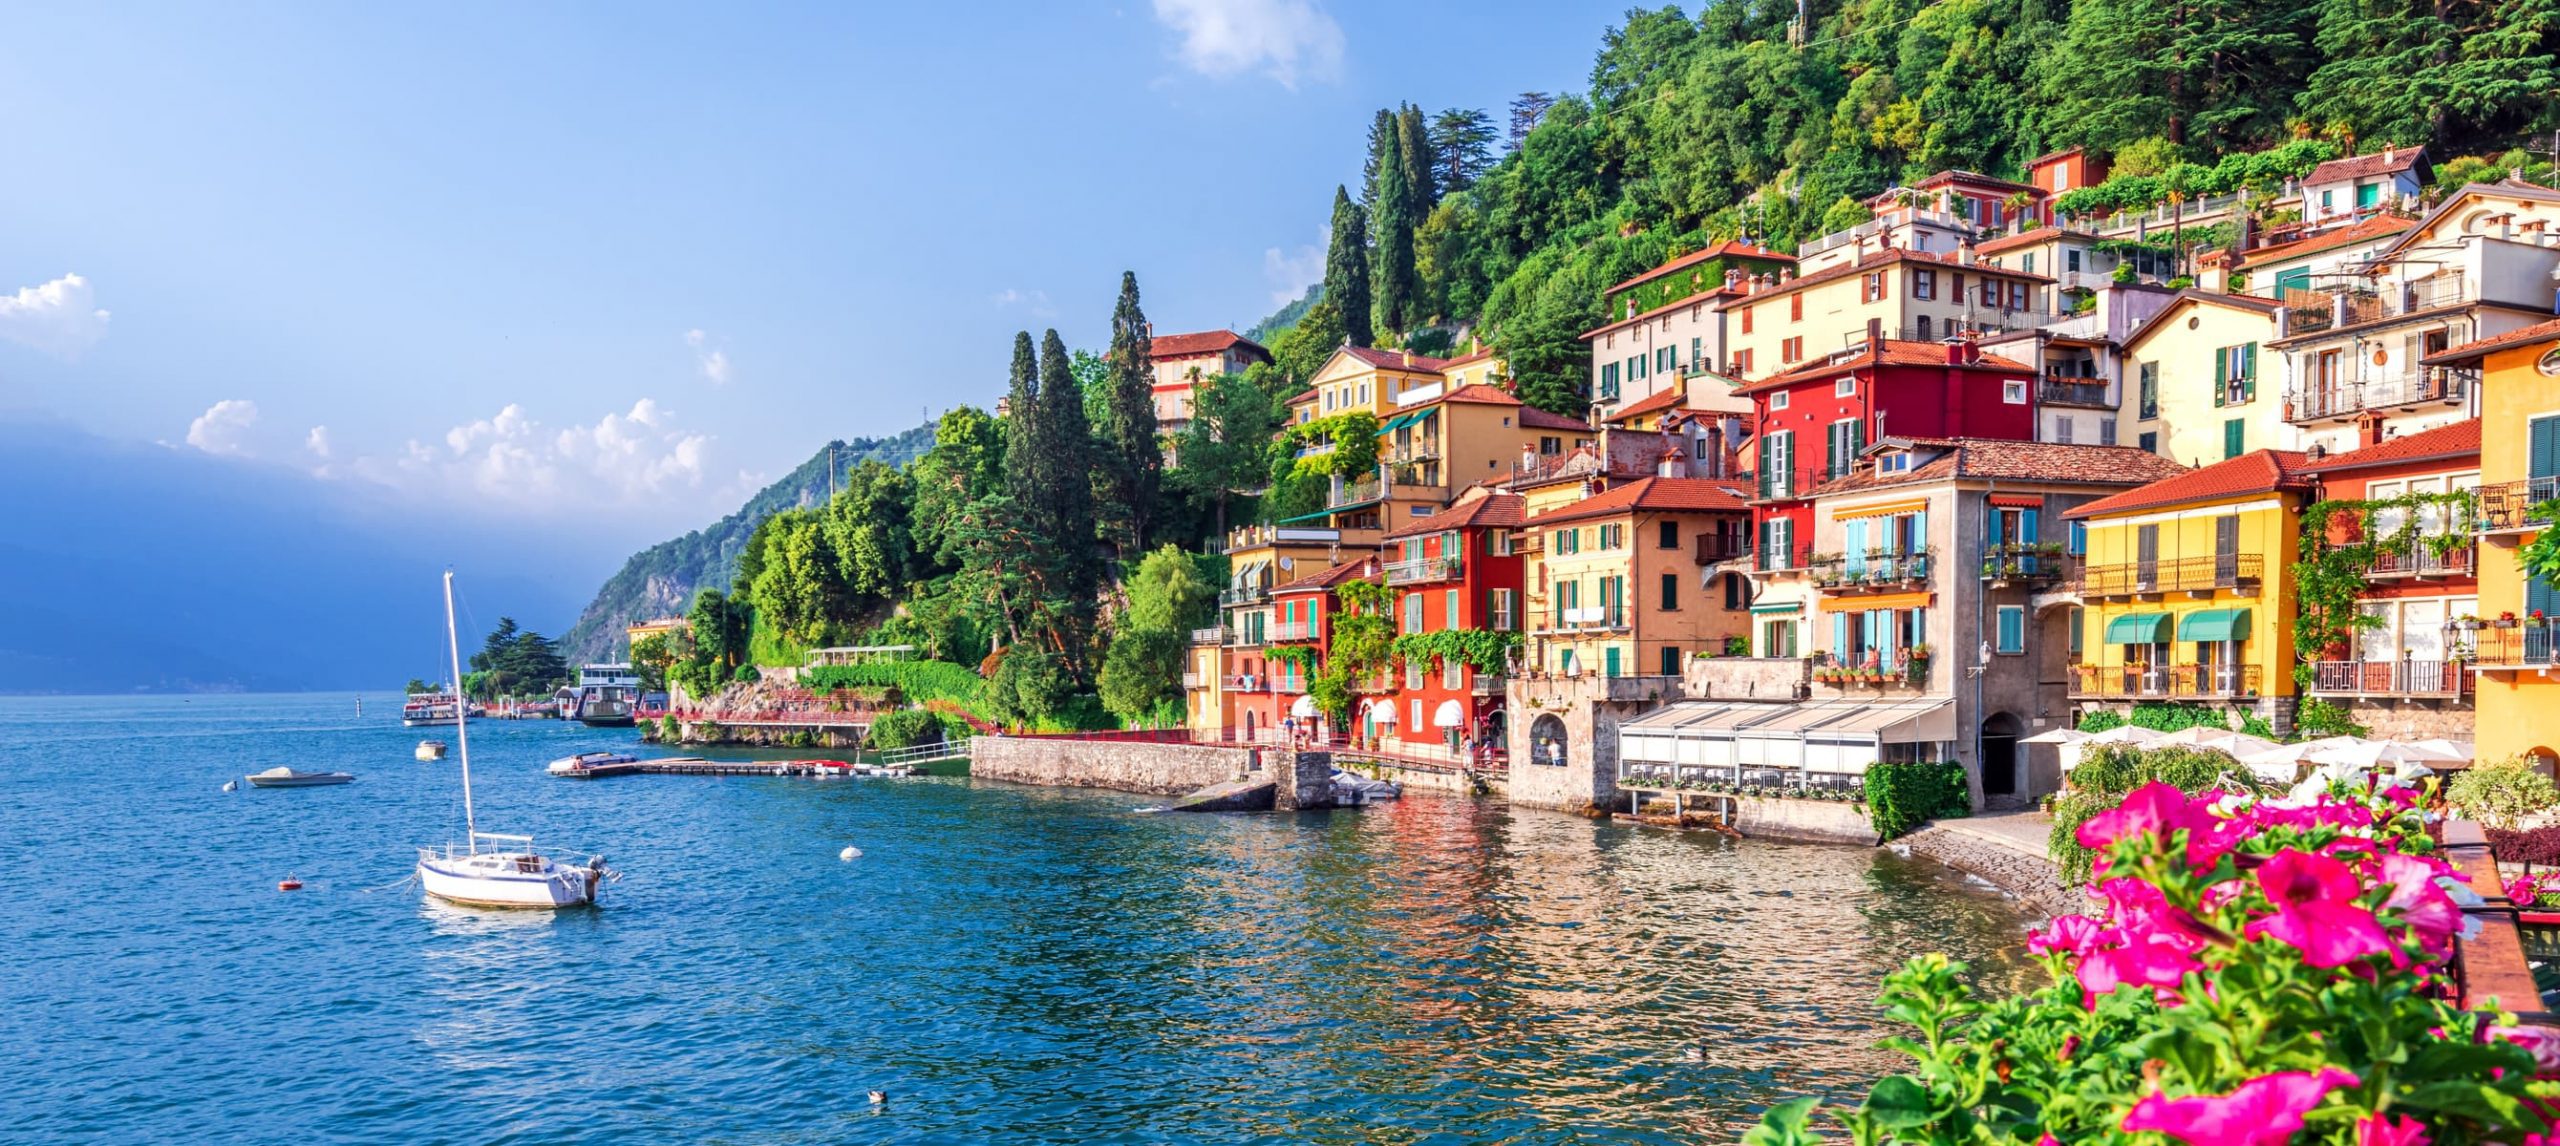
[839,846,861,861]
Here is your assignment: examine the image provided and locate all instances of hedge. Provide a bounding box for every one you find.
[1864,761,1970,840]
[803,661,989,707]
[865,708,942,751]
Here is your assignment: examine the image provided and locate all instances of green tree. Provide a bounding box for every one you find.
[1323,187,1372,349]
[404,678,433,694]
[629,631,681,692]
[1035,329,1101,607]
[687,587,747,676]
[1816,195,1874,236]
[1429,107,1496,192]
[1122,544,1218,634]
[1369,108,1419,337]
[1096,627,1184,723]
[747,512,845,649]
[910,404,1005,568]
[1271,296,1347,385]
[988,646,1073,729]
[1095,271,1162,559]
[1169,370,1282,537]
[821,460,919,607]
[1398,103,1438,217]
[2299,0,2560,149]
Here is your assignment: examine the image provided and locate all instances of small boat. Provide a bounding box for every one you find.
[1331,771,1403,805]
[247,766,357,788]
[416,740,450,762]
[417,571,609,909]
[546,750,639,776]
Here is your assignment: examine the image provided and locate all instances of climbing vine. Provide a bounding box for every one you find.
[1264,644,1319,670]
[2290,489,2478,690]
[1390,629,1522,675]
[2518,501,2560,585]
[1275,411,1381,479]
[1309,578,1398,722]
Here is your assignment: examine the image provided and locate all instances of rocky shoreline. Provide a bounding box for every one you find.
[1900,821,2083,920]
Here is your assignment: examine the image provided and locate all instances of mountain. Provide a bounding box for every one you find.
[558,423,936,663]
[1247,284,1323,345]
[0,416,586,693]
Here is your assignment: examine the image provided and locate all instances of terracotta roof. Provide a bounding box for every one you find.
[1338,346,1451,372]
[1580,288,1740,339]
[2236,215,2415,269]
[1274,558,1378,593]
[1975,226,2099,256]
[1601,386,1692,423]
[2063,450,2314,519]
[1149,329,1267,360]
[2297,418,2481,475]
[2425,316,2560,367]
[1605,240,1795,295]
[1439,383,1522,407]
[2305,148,2427,186]
[1736,339,2034,394]
[1386,492,1526,539]
[1736,247,2053,311]
[1868,170,2034,203]
[1285,386,1319,405]
[1810,439,2190,498]
[2027,146,2087,166]
[1439,348,1498,369]
[2373,181,2560,263]
[1519,407,1593,432]
[2118,290,2281,352]
[1526,476,1751,525]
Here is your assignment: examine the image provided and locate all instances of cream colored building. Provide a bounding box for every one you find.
[2121,291,2285,466]
[1724,248,2050,381]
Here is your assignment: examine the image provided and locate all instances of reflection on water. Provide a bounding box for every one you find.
[2,694,2029,1144]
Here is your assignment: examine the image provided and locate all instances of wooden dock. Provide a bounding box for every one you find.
[556,757,857,780]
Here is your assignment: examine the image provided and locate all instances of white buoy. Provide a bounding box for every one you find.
[839,846,862,861]
[222,780,238,793]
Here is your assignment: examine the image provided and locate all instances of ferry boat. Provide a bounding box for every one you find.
[401,691,478,728]
[559,664,642,728]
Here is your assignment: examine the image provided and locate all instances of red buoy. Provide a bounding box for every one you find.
[278,877,303,892]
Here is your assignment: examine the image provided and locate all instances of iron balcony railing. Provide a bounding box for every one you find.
[1219,585,1270,607]
[1981,542,2069,583]
[2037,377,2114,408]
[2474,627,2560,669]
[1225,626,1265,647]
[1757,542,1816,573]
[1695,533,1754,564]
[1272,673,1307,695]
[2286,369,2468,422]
[2309,659,2470,698]
[1267,621,1319,642]
[1811,549,1935,589]
[1384,554,1462,585]
[2069,663,2264,699]
[2073,554,2263,596]
[1328,476,1384,509]
[1221,674,1266,693]
[2369,543,2475,578]
[1470,674,1509,697]
[1541,605,1629,633]
[1385,442,1441,464]
[2477,478,2560,532]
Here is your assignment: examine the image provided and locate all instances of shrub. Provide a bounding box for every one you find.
[2293,697,2366,739]
[1863,761,1970,840]
[731,663,761,684]
[2488,824,2560,869]
[803,661,989,707]
[866,708,941,751]
[2050,744,2257,885]
[2447,756,2560,831]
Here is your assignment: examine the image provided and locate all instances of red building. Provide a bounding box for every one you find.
[1375,487,1526,757]
[1253,557,1376,741]
[1742,330,2039,570]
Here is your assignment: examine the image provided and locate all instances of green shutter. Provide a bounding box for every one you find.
[2212,348,2228,408]
[2242,343,2257,402]
[2531,416,2560,479]
[2224,418,2245,460]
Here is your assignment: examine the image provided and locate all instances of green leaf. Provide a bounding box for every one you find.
[1859,1074,1938,1130]
[1741,1096,1822,1146]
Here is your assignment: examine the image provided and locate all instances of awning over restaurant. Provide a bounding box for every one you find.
[1831,498,1928,520]
[2178,608,2253,642]
[1749,601,1804,615]
[1614,698,1957,776]
[2105,613,2173,644]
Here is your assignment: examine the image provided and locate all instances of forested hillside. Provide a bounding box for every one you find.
[1257,0,2560,412]
[559,424,935,663]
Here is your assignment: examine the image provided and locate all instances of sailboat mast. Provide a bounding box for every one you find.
[443,570,478,851]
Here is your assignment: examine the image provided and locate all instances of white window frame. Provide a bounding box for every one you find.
[2003,379,2028,404]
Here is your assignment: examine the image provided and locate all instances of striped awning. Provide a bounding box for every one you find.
[1831,498,1928,520]
[1749,601,1804,615]
[1988,494,2045,509]
[1820,591,1934,611]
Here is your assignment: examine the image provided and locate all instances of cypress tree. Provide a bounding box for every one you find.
[1398,103,1438,218]
[1370,117,1417,339]
[1002,330,1043,526]
[1324,187,1373,350]
[1037,328,1100,604]
[1098,271,1160,559]
[1362,108,1397,201]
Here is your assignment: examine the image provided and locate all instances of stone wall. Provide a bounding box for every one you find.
[1338,758,1507,800]
[2337,699,2475,743]
[1274,751,1336,810]
[1682,657,1810,700]
[646,720,861,749]
[1901,825,2080,919]
[1728,794,1876,846]
[969,736,1256,796]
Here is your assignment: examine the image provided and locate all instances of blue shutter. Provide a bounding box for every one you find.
[2021,508,2041,573]
[1845,520,1868,574]
[1833,613,1848,663]
[2532,416,2560,479]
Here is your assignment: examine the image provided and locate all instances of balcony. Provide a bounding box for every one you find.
[1327,476,1384,510]
[1811,549,1934,591]
[1189,625,1226,645]
[1221,674,1266,693]
[2069,663,2264,700]
[1384,554,1463,585]
[1219,585,1270,607]
[1222,523,1369,552]
[1385,441,1442,465]
[1544,605,1629,633]
[2474,627,2560,671]
[1393,380,1445,408]
[1695,533,1754,564]
[1268,621,1319,642]
[2281,289,2385,336]
[1755,542,1815,574]
[2073,554,2263,597]
[2038,375,2114,408]
[2369,543,2475,579]
[1226,626,1265,648]
[2285,369,2468,423]
[1273,674,1307,695]
[2477,478,2560,533]
[1980,542,2069,585]
[1181,672,1205,689]
[1470,674,1509,697]
[2309,659,2470,698]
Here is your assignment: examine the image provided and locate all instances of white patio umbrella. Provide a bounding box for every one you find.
[2238,737,2367,784]
[2152,726,2282,758]
[1289,694,1318,719]
[2021,727,2091,746]
[2306,740,2471,770]
[2077,725,2167,747]
[2405,738,2475,765]
[1432,699,1466,729]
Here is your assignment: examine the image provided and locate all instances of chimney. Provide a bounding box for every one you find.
[1957,242,1978,267]
[2357,413,2386,449]
[2384,145,2396,165]
[1866,316,1885,351]
[1145,322,1154,338]
[1401,350,1413,367]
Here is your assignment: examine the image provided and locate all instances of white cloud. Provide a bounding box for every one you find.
[991,288,1057,318]
[1153,0,1344,89]
[1262,226,1327,306]
[185,399,260,456]
[358,398,714,508]
[0,272,112,359]
[685,328,733,386]
[304,425,333,458]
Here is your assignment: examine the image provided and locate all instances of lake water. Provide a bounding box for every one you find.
[1,693,2031,1144]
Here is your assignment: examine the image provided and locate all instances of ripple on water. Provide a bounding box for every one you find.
[0,694,2031,1144]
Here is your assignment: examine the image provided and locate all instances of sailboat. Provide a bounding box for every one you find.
[415,571,607,909]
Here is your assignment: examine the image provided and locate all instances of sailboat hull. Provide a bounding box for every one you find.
[416,851,599,909]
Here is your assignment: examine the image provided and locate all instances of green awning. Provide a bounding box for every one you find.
[2178,608,2253,643]
[1274,508,1338,525]
[1377,412,1418,433]
[2104,613,2173,644]
[1749,602,1803,615]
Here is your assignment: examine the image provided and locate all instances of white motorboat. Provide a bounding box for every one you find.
[416,571,608,910]
[246,766,357,788]
[546,750,639,776]
[416,740,450,762]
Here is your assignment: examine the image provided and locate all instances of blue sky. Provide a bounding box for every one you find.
[0,1,1626,546]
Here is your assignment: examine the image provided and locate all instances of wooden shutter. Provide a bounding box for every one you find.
[2215,514,2239,558]
[2532,415,2560,479]
[2242,343,2258,402]
[2225,418,2245,459]
[2212,347,2228,408]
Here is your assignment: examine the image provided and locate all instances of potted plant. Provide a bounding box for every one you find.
[2497,611,2519,629]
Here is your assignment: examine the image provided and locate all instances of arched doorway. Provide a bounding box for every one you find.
[1529,714,1569,768]
[1980,712,2023,802]
[1485,709,1509,752]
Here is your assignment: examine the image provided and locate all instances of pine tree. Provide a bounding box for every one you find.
[1430,108,1497,191]
[1370,113,1418,338]
[1001,331,1042,519]
[1398,103,1439,216]
[1507,92,1554,151]
[1324,187,1372,350]
[2299,0,2560,148]
[1097,271,1161,560]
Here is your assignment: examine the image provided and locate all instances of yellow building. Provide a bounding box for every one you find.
[2429,318,2560,767]
[2121,291,2284,467]
[2060,450,2313,727]
[625,617,686,652]
[1523,476,1755,679]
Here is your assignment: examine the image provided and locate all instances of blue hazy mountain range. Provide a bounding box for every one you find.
[0,416,594,694]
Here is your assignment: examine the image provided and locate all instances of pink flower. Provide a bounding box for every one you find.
[2078,931,2201,1008]
[2120,1067,2358,1146]
[2029,914,2109,958]
[2356,1113,2429,1146]
[2377,852,2464,945]
[2078,781,2202,850]
[2491,1025,2560,1075]
[2246,849,2396,968]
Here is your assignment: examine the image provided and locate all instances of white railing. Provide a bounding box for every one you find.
[1395,381,1446,408]
[1268,621,1318,642]
[1384,555,1462,585]
[1190,626,1226,645]
[1181,672,1204,689]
